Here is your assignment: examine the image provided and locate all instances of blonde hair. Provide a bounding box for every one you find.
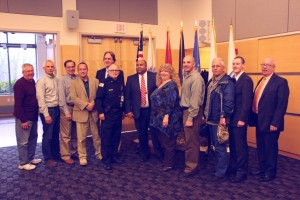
[156,63,180,89]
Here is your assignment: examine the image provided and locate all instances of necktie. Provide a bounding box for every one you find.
[71,74,76,80]
[140,74,146,106]
[252,77,266,113]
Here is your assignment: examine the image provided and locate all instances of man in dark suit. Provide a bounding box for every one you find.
[125,58,159,161]
[228,56,253,183]
[250,57,289,182]
[96,51,124,85]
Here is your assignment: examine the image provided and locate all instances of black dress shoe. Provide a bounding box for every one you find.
[103,163,112,170]
[112,157,122,164]
[141,155,150,162]
[227,172,236,179]
[259,175,276,182]
[230,174,247,183]
[162,166,173,172]
[250,170,264,176]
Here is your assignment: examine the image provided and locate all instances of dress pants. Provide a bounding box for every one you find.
[59,107,77,160]
[183,109,202,172]
[134,108,151,159]
[229,126,248,175]
[101,109,122,164]
[76,113,101,159]
[209,124,228,177]
[156,128,177,168]
[15,119,38,165]
[40,106,60,161]
[256,128,280,176]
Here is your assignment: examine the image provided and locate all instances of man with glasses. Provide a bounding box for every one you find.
[58,60,78,165]
[14,63,41,170]
[36,60,60,167]
[96,64,125,170]
[250,57,289,182]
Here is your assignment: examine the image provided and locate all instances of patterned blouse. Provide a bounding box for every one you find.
[150,81,183,137]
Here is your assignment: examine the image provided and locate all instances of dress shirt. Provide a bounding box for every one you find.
[139,72,149,108]
[58,74,77,115]
[234,71,244,81]
[254,73,273,113]
[36,74,59,117]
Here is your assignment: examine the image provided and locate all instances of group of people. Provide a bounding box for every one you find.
[13,51,289,183]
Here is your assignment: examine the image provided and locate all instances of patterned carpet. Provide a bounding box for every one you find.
[0,132,299,200]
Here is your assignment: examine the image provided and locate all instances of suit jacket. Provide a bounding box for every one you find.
[125,72,156,119]
[70,76,99,123]
[249,73,289,132]
[230,72,253,127]
[96,67,125,86]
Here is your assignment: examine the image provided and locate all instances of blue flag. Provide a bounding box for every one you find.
[193,28,201,72]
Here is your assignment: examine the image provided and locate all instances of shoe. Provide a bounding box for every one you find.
[230,174,247,183]
[227,171,236,179]
[183,169,198,177]
[71,153,79,160]
[103,163,112,170]
[259,175,276,182]
[18,163,36,170]
[112,157,122,164]
[79,158,87,166]
[163,166,173,172]
[250,170,264,176]
[30,158,42,165]
[64,158,74,165]
[45,160,57,168]
[208,175,226,182]
[141,155,150,162]
[96,154,103,160]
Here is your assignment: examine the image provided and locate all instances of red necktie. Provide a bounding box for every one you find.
[140,74,146,106]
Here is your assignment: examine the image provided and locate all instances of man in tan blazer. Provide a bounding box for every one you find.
[70,62,101,166]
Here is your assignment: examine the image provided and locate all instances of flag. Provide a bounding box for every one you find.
[165,29,172,64]
[147,31,156,72]
[179,28,185,84]
[136,28,143,61]
[227,24,236,76]
[209,20,217,80]
[193,27,201,72]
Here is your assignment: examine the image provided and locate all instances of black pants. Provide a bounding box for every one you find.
[229,126,248,175]
[134,108,150,158]
[256,128,280,176]
[101,109,122,164]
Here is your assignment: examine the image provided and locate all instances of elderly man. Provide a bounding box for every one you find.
[58,60,78,165]
[13,63,41,170]
[204,57,235,182]
[250,57,289,182]
[36,59,60,167]
[180,55,205,177]
[70,62,101,166]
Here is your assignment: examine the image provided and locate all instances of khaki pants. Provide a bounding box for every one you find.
[183,109,202,172]
[76,113,101,159]
[60,108,78,160]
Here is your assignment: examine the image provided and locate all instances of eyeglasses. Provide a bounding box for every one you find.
[108,70,120,73]
[260,63,274,67]
[211,65,221,68]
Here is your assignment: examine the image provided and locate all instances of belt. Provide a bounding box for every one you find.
[67,103,74,107]
[182,107,188,110]
[48,106,59,109]
[140,107,149,109]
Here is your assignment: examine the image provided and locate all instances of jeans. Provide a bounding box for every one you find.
[15,118,38,165]
[209,124,228,177]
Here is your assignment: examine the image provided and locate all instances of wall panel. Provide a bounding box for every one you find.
[0,0,8,13]
[60,45,80,76]
[288,0,300,32]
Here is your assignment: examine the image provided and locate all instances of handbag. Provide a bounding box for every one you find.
[217,124,229,144]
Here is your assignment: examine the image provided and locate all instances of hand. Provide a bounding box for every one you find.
[21,122,30,130]
[237,120,245,127]
[162,115,169,127]
[65,114,72,120]
[126,112,134,119]
[185,121,193,127]
[45,116,52,124]
[86,103,94,111]
[270,125,278,132]
[219,117,226,126]
[99,113,105,121]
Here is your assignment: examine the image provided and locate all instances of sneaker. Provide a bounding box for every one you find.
[79,158,87,166]
[45,160,57,168]
[30,158,42,165]
[18,163,36,170]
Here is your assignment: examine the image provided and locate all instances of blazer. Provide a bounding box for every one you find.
[96,67,125,86]
[70,76,99,123]
[125,72,157,119]
[230,72,253,127]
[249,73,289,132]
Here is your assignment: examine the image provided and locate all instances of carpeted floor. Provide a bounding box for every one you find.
[0,132,299,200]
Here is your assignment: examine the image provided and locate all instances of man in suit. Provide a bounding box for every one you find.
[250,57,289,182]
[228,56,253,183]
[96,51,124,85]
[70,62,102,166]
[125,58,160,161]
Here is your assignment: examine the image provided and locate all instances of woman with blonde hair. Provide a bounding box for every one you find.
[150,64,183,171]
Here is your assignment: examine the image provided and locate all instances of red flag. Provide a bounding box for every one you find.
[165,29,172,64]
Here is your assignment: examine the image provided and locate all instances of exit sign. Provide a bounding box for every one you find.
[115,23,126,33]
